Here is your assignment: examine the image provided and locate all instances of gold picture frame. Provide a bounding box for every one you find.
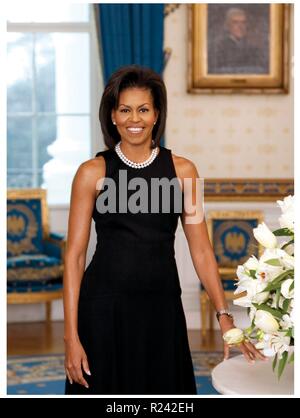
[188,4,291,94]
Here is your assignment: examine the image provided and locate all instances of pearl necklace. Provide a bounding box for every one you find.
[115,141,159,169]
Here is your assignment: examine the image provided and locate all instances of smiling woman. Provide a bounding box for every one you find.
[63,65,199,395]
[112,87,159,155]
[63,64,265,396]
[112,89,158,147]
[99,65,167,151]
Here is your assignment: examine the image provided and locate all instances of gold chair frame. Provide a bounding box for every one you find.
[200,210,264,338]
[7,188,65,323]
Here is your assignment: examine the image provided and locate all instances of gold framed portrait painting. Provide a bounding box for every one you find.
[188,4,291,94]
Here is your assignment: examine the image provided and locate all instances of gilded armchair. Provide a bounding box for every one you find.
[7,188,66,323]
[200,210,264,339]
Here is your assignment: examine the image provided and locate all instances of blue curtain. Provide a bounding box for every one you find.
[96,4,165,84]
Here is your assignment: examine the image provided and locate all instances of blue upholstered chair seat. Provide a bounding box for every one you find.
[7,253,63,293]
[7,253,63,277]
[7,254,61,270]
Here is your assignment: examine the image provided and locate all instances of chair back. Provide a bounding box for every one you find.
[7,189,49,258]
[207,210,264,277]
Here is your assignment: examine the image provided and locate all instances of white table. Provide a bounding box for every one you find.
[212,355,294,395]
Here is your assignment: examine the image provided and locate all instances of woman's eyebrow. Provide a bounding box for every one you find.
[119,103,150,108]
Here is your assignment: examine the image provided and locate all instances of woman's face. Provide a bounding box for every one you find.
[111,87,159,145]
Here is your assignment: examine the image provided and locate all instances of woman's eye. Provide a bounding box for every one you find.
[120,108,149,113]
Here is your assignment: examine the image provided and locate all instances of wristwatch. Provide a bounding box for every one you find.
[216,309,234,322]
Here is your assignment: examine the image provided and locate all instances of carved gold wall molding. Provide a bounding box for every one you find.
[204,178,294,201]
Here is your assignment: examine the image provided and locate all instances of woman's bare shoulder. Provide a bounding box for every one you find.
[76,155,106,179]
[171,152,199,177]
[72,155,106,200]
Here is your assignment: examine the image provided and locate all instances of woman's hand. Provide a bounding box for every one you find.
[218,315,268,364]
[64,336,91,388]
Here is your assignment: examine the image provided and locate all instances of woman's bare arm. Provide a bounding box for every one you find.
[63,156,105,342]
[172,155,227,311]
[172,154,266,363]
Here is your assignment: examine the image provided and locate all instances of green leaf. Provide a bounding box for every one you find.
[244,324,256,337]
[256,330,265,341]
[278,352,288,379]
[252,304,283,320]
[263,270,294,292]
[263,282,284,293]
[273,270,294,283]
[289,281,294,291]
[275,288,281,309]
[282,239,294,250]
[283,299,291,313]
[288,352,294,364]
[285,328,294,338]
[273,228,294,237]
[264,258,282,266]
[249,270,257,279]
[273,354,278,372]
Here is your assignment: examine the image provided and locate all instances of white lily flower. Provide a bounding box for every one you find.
[255,334,276,357]
[233,295,252,308]
[280,314,293,330]
[254,310,279,333]
[234,196,294,375]
[234,276,255,294]
[280,252,294,269]
[279,212,294,232]
[234,276,268,299]
[244,256,259,272]
[277,195,294,233]
[223,328,245,345]
[277,195,294,214]
[236,265,250,281]
[252,291,270,305]
[255,341,265,350]
[234,274,269,308]
[253,222,277,249]
[280,241,294,256]
[281,279,294,299]
[260,248,294,270]
[270,294,285,310]
[269,332,291,359]
[255,249,285,283]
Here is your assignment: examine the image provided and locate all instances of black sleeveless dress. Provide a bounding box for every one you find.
[65,145,197,395]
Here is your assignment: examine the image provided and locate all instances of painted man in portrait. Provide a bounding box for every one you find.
[208,7,268,75]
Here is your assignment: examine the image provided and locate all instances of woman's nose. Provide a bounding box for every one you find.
[130,111,142,122]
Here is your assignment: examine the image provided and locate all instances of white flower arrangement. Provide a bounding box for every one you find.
[233,195,294,378]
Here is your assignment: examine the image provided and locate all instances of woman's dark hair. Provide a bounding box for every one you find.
[99,65,167,149]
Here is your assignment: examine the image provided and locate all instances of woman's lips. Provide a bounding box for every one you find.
[126,127,145,134]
